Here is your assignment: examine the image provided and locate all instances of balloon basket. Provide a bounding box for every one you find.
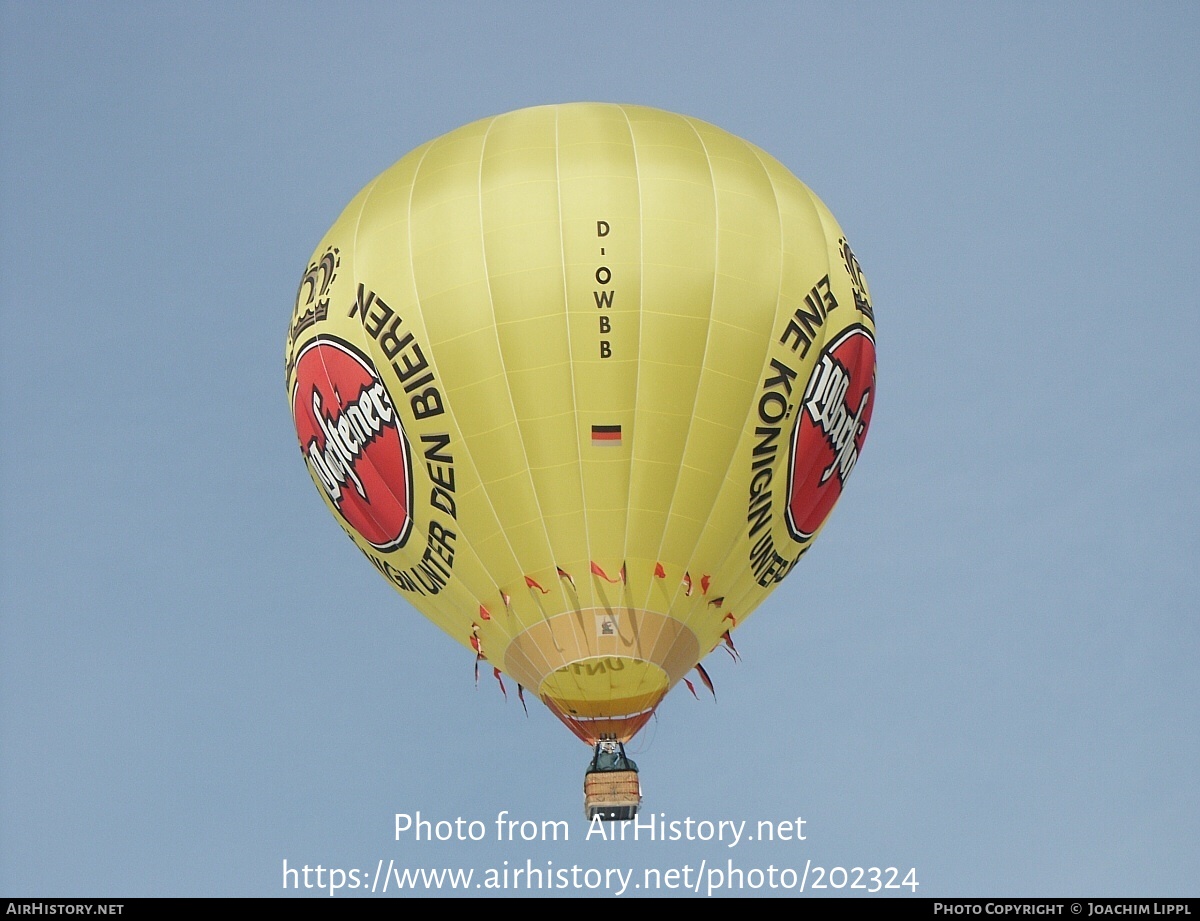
[584,771,641,821]
[583,738,641,821]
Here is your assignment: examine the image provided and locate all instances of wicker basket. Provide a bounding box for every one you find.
[584,770,641,820]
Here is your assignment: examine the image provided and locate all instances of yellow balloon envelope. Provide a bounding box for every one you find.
[285,103,876,746]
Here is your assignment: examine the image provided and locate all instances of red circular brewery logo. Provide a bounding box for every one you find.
[785,325,876,542]
[291,336,414,551]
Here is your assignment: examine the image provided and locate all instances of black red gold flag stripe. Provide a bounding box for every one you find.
[591,424,622,447]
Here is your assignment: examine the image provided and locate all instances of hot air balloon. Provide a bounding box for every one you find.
[284,103,876,819]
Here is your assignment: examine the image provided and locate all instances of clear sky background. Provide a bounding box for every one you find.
[1,1,1196,899]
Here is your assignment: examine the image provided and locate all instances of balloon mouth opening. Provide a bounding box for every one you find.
[500,606,701,744]
[538,654,668,744]
[545,697,659,746]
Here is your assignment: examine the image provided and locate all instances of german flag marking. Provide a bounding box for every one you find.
[591,424,622,447]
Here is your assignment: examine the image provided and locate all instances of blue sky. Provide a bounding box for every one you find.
[1,1,1197,898]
